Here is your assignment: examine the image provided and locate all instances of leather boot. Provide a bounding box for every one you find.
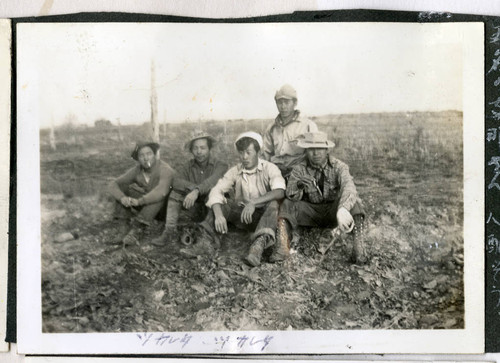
[351,214,368,264]
[151,227,176,247]
[245,235,271,267]
[122,221,145,246]
[269,218,291,263]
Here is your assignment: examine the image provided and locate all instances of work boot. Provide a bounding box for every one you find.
[245,235,271,267]
[269,218,291,263]
[122,221,145,246]
[151,227,176,247]
[351,214,368,265]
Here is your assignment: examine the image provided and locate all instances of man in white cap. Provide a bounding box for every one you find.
[271,132,368,264]
[196,131,286,266]
[152,130,228,246]
[262,84,318,178]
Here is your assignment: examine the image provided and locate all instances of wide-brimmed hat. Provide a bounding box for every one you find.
[274,84,297,100]
[184,130,217,151]
[131,141,160,160]
[234,131,263,149]
[296,132,335,149]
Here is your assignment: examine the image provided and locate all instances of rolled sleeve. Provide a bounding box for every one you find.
[107,166,139,200]
[266,162,286,191]
[286,166,305,201]
[336,162,358,212]
[206,167,237,208]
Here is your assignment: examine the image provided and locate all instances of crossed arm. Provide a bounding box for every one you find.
[212,188,285,234]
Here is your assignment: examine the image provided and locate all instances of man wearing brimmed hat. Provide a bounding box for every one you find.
[195,131,286,266]
[152,130,228,246]
[272,132,368,264]
[262,84,318,178]
[108,141,175,246]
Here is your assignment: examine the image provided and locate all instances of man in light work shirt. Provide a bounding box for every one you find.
[152,131,228,246]
[273,132,368,265]
[262,84,318,178]
[108,141,175,246]
[197,131,286,266]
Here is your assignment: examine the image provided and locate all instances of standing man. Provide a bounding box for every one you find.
[152,131,228,246]
[272,132,368,265]
[196,132,286,266]
[262,84,318,178]
[108,141,175,246]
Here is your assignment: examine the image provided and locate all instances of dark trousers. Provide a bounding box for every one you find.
[165,190,208,229]
[278,198,365,230]
[113,183,165,226]
[200,200,279,241]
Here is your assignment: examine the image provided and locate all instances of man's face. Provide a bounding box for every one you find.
[275,98,297,119]
[306,148,328,168]
[137,146,156,170]
[238,142,259,170]
[191,138,210,164]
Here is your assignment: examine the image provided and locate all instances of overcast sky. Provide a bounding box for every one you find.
[17,22,464,127]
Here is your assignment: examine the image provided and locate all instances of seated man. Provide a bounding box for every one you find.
[107,141,175,245]
[152,131,228,246]
[273,132,368,264]
[197,131,286,266]
[262,84,318,178]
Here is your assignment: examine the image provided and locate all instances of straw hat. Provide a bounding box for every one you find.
[184,130,217,151]
[296,132,335,149]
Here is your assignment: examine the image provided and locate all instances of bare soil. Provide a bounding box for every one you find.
[41,111,464,332]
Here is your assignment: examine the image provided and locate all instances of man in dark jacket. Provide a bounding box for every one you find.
[152,131,228,246]
[108,141,175,245]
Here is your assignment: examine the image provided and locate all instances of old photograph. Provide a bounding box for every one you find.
[16,22,483,354]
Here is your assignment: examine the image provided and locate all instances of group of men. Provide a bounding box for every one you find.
[108,84,367,266]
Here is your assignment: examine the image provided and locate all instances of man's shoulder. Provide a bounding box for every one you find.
[327,155,349,170]
[158,160,175,173]
[211,156,229,168]
[260,158,280,170]
[264,118,278,134]
[224,164,240,176]
[290,159,309,172]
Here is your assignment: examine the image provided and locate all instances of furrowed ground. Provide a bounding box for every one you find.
[40,111,464,332]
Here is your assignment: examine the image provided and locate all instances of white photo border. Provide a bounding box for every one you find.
[16,21,484,355]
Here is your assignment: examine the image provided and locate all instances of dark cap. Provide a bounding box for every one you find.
[131,141,160,160]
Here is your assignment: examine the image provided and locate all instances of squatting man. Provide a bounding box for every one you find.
[107,141,175,245]
[273,131,367,264]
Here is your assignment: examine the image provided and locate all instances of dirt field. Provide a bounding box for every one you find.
[40,111,464,332]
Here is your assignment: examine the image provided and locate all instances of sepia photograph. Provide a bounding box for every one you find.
[16,21,483,354]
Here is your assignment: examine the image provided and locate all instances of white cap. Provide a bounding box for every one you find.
[234,131,263,149]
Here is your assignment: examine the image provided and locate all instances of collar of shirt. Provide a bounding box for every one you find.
[237,159,264,175]
[189,155,215,168]
[306,159,330,174]
[275,110,301,127]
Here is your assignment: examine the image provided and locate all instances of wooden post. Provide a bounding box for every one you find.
[116,117,123,142]
[150,60,160,156]
[50,116,56,151]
